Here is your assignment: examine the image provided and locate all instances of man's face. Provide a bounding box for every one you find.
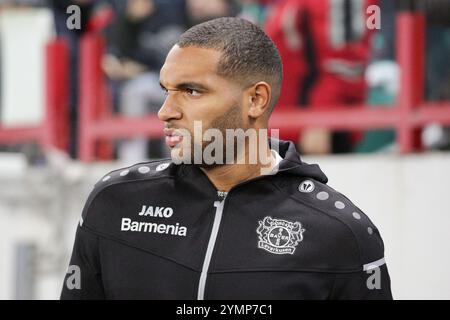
[158,45,247,166]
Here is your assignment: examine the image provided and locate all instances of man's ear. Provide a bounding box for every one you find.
[246,82,272,119]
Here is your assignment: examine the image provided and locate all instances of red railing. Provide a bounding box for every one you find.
[0,39,69,153]
[77,10,450,162]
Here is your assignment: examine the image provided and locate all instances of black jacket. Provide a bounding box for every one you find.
[61,140,392,299]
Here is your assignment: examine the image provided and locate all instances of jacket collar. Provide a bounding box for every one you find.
[270,138,328,184]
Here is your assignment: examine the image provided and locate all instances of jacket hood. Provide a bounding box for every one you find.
[270,138,328,184]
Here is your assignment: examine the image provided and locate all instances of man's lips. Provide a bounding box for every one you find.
[165,135,183,148]
[164,128,184,148]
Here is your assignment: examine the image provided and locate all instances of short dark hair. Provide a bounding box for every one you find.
[177,17,283,114]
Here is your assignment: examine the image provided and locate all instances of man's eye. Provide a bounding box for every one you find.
[186,88,202,97]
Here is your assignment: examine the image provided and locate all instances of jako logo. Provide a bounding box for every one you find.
[138,205,173,218]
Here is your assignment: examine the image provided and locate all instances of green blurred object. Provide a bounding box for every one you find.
[354,86,396,153]
[238,2,267,26]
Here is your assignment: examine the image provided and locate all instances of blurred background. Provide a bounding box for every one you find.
[0,0,449,299]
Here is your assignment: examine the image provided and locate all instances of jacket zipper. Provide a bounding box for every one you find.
[197,194,227,300]
[193,164,280,300]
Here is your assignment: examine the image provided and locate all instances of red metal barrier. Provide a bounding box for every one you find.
[0,38,69,153]
[396,10,425,153]
[78,35,117,161]
[78,34,102,162]
[77,10,450,162]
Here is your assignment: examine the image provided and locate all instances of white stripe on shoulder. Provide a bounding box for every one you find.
[363,257,386,271]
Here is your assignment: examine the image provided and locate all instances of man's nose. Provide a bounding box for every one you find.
[158,95,182,122]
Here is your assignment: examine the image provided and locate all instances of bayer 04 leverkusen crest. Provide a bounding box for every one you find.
[257,216,305,255]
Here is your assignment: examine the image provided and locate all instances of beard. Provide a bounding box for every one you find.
[170,103,245,168]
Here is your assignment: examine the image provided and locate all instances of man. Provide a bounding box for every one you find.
[61,17,392,299]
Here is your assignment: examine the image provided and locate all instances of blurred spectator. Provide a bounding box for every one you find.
[267,0,377,154]
[103,0,186,162]
[265,0,310,144]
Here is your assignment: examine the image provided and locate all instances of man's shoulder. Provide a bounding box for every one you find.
[276,176,386,269]
[79,159,177,225]
[95,158,175,188]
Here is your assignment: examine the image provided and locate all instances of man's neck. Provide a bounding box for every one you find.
[199,143,276,192]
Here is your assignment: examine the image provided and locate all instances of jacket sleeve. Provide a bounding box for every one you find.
[60,225,105,299]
